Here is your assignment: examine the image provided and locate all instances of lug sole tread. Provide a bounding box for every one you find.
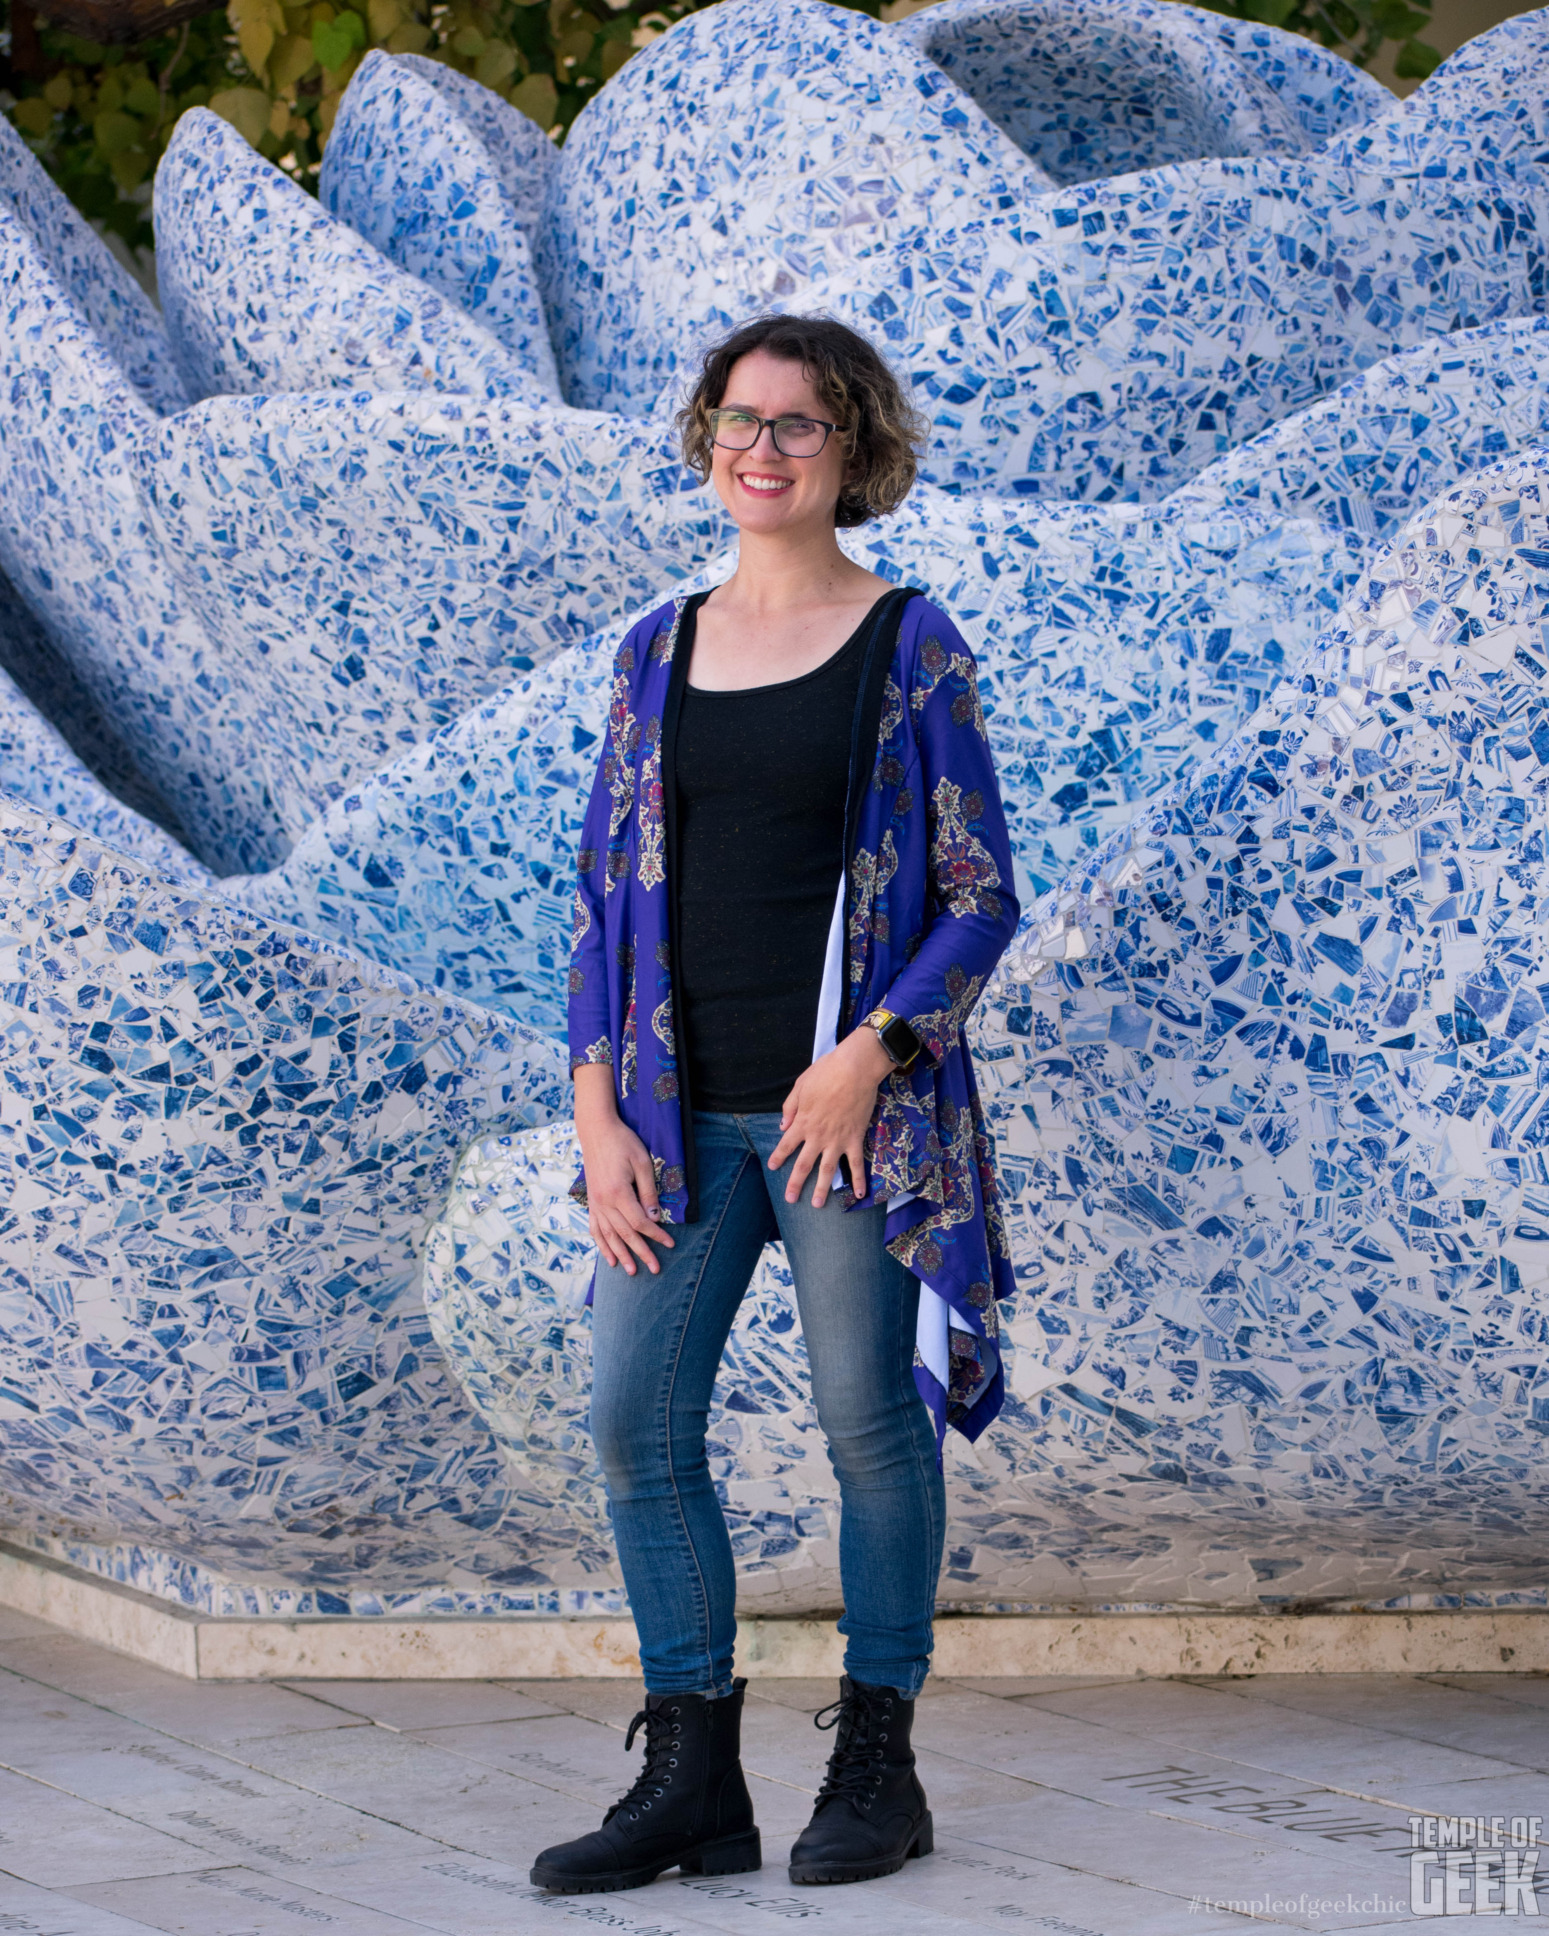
[789,1821,933,1886]
[789,1856,911,1884]
[531,1831,761,1895]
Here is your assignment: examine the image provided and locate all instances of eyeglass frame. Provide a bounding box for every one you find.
[705,408,842,458]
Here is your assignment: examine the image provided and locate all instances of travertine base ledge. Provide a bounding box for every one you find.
[3,1541,1545,1680]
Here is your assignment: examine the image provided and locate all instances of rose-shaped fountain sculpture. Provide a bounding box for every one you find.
[1,1,1549,1622]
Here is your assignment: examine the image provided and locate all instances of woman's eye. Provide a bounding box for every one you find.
[779,418,816,434]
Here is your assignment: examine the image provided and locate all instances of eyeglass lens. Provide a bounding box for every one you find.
[708,411,831,457]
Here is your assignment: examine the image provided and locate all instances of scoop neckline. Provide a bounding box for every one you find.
[683,591,893,698]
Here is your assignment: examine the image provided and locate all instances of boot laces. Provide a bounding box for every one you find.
[603,1703,682,1824]
[812,1688,893,1812]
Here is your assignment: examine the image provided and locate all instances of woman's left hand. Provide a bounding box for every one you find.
[769,1025,896,1208]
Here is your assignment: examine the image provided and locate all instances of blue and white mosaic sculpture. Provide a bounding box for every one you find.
[0,792,583,1607]
[0,580,209,888]
[4,2,1549,1619]
[0,117,278,877]
[1,104,731,872]
[137,392,733,844]
[320,51,561,394]
[897,0,1385,183]
[155,108,551,404]
[969,444,1549,1605]
[551,0,1549,501]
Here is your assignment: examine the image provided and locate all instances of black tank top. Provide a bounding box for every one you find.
[674,599,882,1112]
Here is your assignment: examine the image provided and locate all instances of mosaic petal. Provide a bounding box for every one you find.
[155,108,549,405]
[321,50,560,393]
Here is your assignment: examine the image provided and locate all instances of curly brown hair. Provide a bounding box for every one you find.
[677,314,926,529]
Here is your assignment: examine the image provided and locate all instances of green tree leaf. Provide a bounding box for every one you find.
[91,108,141,156]
[208,85,272,146]
[312,7,366,71]
[1241,0,1300,25]
[12,97,56,137]
[509,68,558,128]
[1394,34,1443,76]
[123,75,161,116]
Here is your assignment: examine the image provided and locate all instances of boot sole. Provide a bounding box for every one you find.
[789,1812,934,1885]
[531,1827,762,1895]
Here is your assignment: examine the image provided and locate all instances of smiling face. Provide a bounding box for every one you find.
[708,349,850,536]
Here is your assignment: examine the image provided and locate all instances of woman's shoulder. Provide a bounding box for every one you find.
[634,593,686,643]
[612,594,687,674]
[893,591,972,657]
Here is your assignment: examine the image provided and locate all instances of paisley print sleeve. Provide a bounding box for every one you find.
[847,829,899,997]
[872,672,906,791]
[877,613,1019,1063]
[927,777,1002,923]
[569,634,639,1072]
[569,822,613,1070]
[908,964,987,1066]
[637,715,665,891]
[603,641,640,895]
[910,633,988,737]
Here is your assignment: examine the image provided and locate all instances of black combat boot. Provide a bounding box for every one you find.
[530,1679,761,1894]
[788,1676,933,1885]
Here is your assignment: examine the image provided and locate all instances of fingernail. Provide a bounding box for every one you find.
[647,1207,660,1220]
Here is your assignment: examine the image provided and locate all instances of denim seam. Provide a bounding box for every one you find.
[895,1263,943,1698]
[838,1273,940,1700]
[659,1146,756,1700]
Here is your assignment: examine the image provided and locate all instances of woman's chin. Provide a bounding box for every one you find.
[725,498,829,538]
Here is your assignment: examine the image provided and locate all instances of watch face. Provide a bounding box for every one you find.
[879,1016,915,1064]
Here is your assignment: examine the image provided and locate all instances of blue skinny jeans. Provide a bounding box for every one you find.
[589,1110,946,1698]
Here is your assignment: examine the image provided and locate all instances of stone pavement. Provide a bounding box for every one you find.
[1,1602,1545,1933]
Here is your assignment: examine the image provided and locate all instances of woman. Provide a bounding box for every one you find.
[531,315,1018,1897]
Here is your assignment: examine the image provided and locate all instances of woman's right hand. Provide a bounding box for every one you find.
[573,1064,675,1276]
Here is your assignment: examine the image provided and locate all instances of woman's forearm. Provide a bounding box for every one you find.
[574,1062,621,1136]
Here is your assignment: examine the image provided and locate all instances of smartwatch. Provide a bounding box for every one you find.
[864,1007,923,1070]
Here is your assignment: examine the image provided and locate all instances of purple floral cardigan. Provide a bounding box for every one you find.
[567,588,1019,1448]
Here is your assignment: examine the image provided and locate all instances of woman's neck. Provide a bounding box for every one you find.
[711,522,874,616]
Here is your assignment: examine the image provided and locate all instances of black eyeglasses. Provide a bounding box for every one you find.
[706,409,840,459]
